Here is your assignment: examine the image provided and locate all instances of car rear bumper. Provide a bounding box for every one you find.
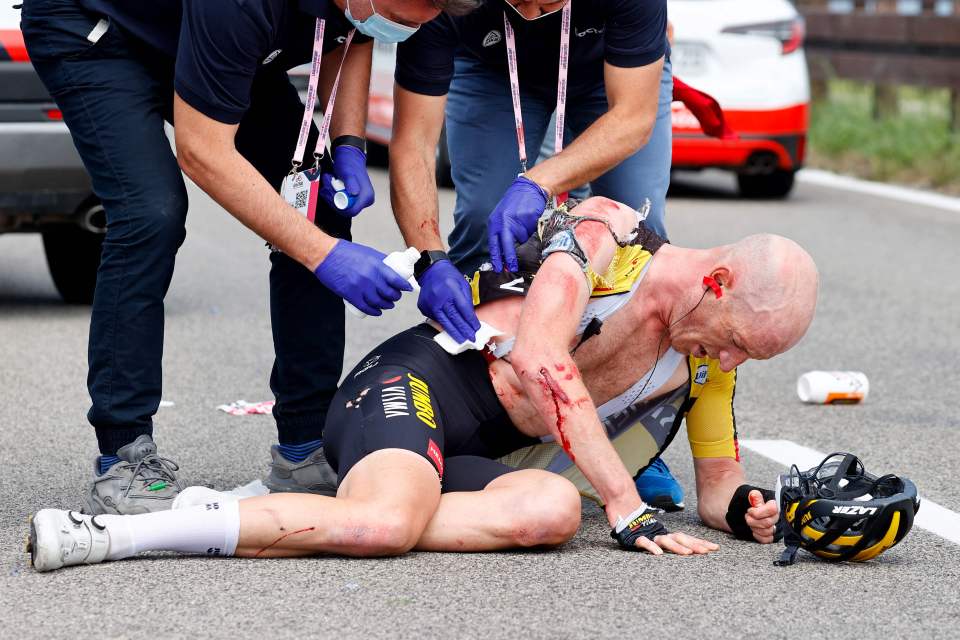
[672,103,808,172]
[0,121,92,222]
[673,133,806,172]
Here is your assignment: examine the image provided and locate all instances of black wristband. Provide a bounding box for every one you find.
[414,250,449,281]
[610,506,670,550]
[331,135,366,153]
[725,484,778,542]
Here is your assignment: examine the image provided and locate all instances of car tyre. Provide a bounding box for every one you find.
[435,126,453,188]
[737,169,796,199]
[42,226,104,304]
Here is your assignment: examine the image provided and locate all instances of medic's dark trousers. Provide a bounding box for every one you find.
[21,0,348,455]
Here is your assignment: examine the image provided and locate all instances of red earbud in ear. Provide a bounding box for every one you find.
[703,275,723,299]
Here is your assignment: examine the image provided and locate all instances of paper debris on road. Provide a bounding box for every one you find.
[226,479,270,498]
[217,400,275,416]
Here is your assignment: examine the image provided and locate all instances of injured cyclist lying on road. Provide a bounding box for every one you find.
[28,196,819,571]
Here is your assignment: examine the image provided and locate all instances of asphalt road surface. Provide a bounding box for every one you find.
[1,169,958,639]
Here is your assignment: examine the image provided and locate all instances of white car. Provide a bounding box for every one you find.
[668,0,810,198]
[322,1,810,198]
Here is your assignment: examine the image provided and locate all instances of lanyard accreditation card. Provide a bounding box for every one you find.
[279,19,355,222]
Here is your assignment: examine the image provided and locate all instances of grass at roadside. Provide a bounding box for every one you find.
[808,81,960,195]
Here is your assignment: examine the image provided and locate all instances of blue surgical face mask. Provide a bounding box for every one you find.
[345,0,419,43]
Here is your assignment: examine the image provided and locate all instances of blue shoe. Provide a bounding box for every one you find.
[636,458,684,512]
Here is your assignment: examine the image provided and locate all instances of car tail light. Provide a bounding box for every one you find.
[0,29,30,62]
[722,17,805,54]
[46,109,64,121]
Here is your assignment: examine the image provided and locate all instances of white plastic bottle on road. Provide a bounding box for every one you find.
[796,371,869,404]
[346,247,421,318]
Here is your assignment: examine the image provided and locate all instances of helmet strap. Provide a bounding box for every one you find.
[774,516,804,566]
[775,540,801,566]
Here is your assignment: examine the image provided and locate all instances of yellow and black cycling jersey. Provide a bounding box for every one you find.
[685,356,739,461]
[483,208,739,501]
[468,207,667,307]
[500,354,738,503]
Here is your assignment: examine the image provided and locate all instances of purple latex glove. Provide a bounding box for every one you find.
[318,144,375,217]
[314,240,412,316]
[487,175,549,272]
[417,259,480,345]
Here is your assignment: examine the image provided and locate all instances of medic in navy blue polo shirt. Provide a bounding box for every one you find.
[20,0,477,515]
[389,0,671,345]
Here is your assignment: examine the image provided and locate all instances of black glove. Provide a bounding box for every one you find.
[725,484,783,542]
[610,505,670,550]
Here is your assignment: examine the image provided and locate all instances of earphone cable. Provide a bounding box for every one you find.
[626,285,713,407]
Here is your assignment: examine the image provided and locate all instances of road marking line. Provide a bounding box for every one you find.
[797,169,960,214]
[741,439,960,546]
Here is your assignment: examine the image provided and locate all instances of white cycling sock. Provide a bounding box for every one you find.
[98,499,240,561]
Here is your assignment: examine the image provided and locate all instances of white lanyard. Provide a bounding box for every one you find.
[291,19,356,171]
[502,1,571,195]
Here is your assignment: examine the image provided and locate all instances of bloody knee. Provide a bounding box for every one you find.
[510,473,581,547]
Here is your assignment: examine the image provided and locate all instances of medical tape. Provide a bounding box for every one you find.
[502,0,571,186]
[290,20,355,170]
[550,210,640,248]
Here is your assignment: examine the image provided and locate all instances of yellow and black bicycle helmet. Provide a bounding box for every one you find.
[774,452,919,565]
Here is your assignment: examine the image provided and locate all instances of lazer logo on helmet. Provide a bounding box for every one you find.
[831,505,877,515]
[775,452,919,566]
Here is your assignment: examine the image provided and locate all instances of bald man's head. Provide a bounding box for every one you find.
[721,234,819,358]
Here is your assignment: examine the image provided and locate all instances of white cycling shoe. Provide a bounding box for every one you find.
[28,509,111,572]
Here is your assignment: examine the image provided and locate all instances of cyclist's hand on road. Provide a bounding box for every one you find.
[638,532,720,556]
[612,505,719,555]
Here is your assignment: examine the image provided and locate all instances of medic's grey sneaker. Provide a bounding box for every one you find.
[28,509,110,572]
[264,445,338,496]
[85,434,183,515]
